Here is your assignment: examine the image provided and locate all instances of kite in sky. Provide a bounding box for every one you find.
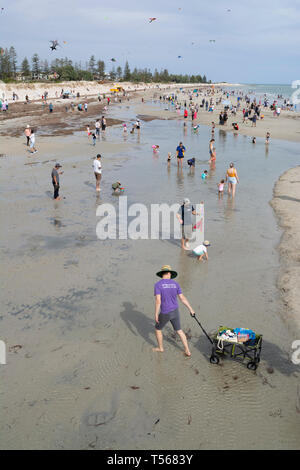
[149,18,157,23]
[111,58,116,62]
[209,40,216,43]
[50,40,60,51]
[177,55,183,59]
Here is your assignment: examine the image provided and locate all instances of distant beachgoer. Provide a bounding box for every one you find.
[49,103,53,113]
[167,152,172,167]
[51,163,62,200]
[95,120,100,137]
[209,139,216,162]
[112,181,123,193]
[152,145,159,154]
[184,109,188,120]
[176,198,196,250]
[252,137,256,144]
[187,158,195,168]
[265,132,270,144]
[201,170,208,180]
[93,154,102,192]
[192,241,210,261]
[226,162,239,197]
[176,142,186,169]
[24,125,31,146]
[153,265,195,357]
[101,116,106,132]
[29,129,37,154]
[92,133,96,146]
[84,103,88,112]
[218,179,225,198]
[135,119,141,133]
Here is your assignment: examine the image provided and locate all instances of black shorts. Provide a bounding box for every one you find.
[155,308,181,331]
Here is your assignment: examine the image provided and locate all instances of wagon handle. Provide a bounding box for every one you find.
[190,313,214,345]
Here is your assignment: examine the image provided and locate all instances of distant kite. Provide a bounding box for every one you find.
[227,9,231,12]
[177,55,183,59]
[209,40,216,43]
[50,40,60,51]
[149,18,157,23]
[111,58,116,62]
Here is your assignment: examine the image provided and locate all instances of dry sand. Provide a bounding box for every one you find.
[271,166,300,330]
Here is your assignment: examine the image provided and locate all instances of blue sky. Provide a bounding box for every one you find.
[1,0,300,84]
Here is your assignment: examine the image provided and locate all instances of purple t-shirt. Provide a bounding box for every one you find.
[154,279,182,314]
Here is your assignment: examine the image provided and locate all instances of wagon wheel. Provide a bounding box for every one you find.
[247,361,257,371]
[210,355,219,365]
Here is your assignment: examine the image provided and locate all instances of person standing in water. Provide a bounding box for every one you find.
[226,162,239,198]
[93,154,102,192]
[51,163,63,200]
[176,141,186,169]
[153,265,195,357]
[209,138,216,163]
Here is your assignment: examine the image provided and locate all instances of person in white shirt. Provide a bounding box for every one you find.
[93,154,102,192]
[192,241,210,261]
[29,129,37,154]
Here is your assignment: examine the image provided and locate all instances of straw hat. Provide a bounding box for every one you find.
[156,265,178,279]
[203,240,211,246]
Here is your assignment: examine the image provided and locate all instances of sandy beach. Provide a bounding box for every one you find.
[271,166,300,331]
[0,83,300,450]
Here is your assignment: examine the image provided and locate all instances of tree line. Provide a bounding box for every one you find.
[0,47,210,84]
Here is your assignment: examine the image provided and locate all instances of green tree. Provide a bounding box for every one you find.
[97,60,105,79]
[116,66,122,80]
[21,57,31,76]
[123,61,131,81]
[88,55,96,74]
[31,53,40,75]
[9,46,17,77]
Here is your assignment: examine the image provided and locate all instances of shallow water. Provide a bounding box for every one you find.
[0,102,300,449]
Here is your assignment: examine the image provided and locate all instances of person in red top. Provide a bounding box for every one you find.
[184,108,188,119]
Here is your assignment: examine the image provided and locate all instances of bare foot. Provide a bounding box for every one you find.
[152,347,164,353]
[184,351,191,357]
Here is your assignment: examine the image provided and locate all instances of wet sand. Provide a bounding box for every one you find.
[0,97,300,450]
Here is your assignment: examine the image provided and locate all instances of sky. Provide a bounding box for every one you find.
[1,0,300,84]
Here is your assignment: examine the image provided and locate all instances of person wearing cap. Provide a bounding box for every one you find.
[153,265,195,357]
[51,163,63,200]
[24,125,31,146]
[176,198,196,250]
[93,154,102,192]
[192,241,210,261]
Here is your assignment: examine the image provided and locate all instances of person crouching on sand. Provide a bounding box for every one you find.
[192,241,210,261]
[153,265,195,357]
